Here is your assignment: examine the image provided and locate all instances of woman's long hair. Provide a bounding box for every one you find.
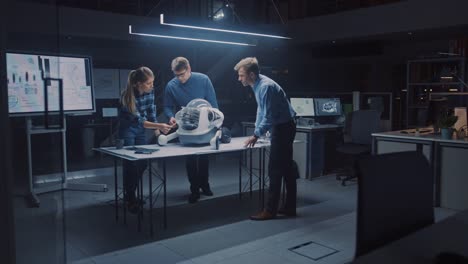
[121,66,154,114]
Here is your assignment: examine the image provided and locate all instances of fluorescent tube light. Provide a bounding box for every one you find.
[160,14,291,40]
[128,25,255,46]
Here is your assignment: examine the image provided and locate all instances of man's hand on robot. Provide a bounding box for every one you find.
[169,117,177,126]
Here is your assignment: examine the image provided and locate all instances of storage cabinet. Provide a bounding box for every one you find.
[406,57,466,128]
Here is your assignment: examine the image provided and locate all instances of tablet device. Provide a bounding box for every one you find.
[133,147,159,154]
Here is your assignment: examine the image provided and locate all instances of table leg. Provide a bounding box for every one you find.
[123,162,127,225]
[137,165,141,232]
[163,159,167,229]
[249,148,253,197]
[259,149,262,202]
[262,148,266,209]
[114,158,118,222]
[140,166,144,220]
[149,160,153,237]
[239,151,242,200]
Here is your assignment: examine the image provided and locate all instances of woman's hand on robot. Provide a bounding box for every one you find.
[159,123,173,134]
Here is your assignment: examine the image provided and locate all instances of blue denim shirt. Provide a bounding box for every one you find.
[253,74,295,137]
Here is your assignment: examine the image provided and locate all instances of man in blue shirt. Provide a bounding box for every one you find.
[234,57,297,220]
[164,57,219,203]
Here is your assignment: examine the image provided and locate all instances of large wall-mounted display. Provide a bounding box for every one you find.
[6,52,95,115]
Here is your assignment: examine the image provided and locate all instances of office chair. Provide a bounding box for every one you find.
[335,110,381,186]
[355,151,434,258]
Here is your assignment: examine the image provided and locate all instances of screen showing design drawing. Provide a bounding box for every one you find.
[314,98,342,116]
[290,98,315,116]
[6,52,95,115]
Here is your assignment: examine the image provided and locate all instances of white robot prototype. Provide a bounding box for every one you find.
[158,99,224,148]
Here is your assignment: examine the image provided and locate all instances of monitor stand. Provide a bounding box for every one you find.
[296,117,315,126]
[26,116,108,208]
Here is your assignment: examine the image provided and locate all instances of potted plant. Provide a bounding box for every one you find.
[437,110,458,139]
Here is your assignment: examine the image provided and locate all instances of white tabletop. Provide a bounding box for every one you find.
[296,124,342,131]
[372,130,468,145]
[352,210,468,264]
[94,136,271,161]
[241,121,342,131]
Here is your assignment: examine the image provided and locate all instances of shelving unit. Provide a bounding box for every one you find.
[406,57,466,128]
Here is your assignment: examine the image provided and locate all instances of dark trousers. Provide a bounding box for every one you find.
[120,125,147,201]
[186,155,210,194]
[266,120,297,214]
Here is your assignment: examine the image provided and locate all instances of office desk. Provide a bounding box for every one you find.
[95,137,270,237]
[352,210,468,264]
[372,131,468,210]
[242,122,341,179]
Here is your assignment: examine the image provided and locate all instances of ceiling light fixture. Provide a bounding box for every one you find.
[159,14,291,39]
[128,25,255,46]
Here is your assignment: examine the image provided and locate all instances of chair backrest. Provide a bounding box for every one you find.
[355,151,434,258]
[343,111,353,140]
[350,110,381,145]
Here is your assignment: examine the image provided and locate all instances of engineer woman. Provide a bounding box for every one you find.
[119,66,172,213]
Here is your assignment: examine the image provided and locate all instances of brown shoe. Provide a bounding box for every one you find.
[250,210,276,221]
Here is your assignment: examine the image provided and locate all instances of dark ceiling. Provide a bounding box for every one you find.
[18,0,405,24]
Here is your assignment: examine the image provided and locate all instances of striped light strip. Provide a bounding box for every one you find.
[128,25,255,46]
[160,14,291,40]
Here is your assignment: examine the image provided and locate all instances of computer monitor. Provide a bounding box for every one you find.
[314,98,342,116]
[290,98,315,117]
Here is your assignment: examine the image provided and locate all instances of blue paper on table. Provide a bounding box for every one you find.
[125,146,159,154]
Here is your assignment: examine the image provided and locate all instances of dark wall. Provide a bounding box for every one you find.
[1,0,16,262]
[288,0,468,45]
[287,38,450,96]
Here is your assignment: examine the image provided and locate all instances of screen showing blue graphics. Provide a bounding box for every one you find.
[314,98,342,116]
[290,98,315,116]
[6,52,95,115]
